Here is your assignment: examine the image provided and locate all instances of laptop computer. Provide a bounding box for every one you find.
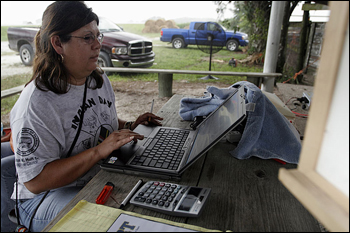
[101,85,246,180]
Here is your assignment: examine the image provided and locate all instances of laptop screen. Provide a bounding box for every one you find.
[184,86,246,165]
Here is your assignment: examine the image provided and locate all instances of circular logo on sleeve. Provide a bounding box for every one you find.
[16,128,40,156]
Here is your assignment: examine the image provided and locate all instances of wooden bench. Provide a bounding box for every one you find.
[1,68,282,99]
[102,68,282,97]
[1,84,25,99]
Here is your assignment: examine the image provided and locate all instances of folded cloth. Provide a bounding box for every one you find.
[229,81,301,164]
[179,86,237,121]
[206,86,237,99]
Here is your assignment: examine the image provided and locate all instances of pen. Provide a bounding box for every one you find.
[119,179,143,209]
[96,182,114,205]
[148,99,154,122]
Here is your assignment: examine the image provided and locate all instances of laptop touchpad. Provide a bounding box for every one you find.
[134,124,157,137]
[108,125,157,164]
[110,142,140,164]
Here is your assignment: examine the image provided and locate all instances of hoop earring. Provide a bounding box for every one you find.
[60,54,64,63]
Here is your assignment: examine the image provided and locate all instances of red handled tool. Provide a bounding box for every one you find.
[96,182,115,205]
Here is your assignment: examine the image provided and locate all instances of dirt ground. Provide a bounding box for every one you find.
[112,80,229,121]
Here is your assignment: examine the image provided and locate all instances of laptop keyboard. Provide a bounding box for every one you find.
[130,128,190,170]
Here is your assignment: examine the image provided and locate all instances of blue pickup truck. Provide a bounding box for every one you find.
[160,21,248,51]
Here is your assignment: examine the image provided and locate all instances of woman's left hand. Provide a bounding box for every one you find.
[132,112,163,130]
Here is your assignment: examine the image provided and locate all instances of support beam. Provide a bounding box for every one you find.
[158,73,173,98]
[262,1,286,93]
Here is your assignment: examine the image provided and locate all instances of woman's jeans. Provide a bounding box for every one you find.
[17,186,82,232]
[1,142,16,232]
[1,141,82,232]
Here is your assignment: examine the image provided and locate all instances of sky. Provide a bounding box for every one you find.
[1,1,329,26]
[1,1,232,25]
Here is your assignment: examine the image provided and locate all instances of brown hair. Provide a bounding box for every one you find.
[28,1,104,93]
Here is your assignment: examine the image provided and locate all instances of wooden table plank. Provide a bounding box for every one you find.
[187,142,321,231]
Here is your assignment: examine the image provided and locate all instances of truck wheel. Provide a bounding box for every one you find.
[98,51,113,74]
[98,51,112,67]
[19,44,34,66]
[226,39,239,51]
[172,38,185,49]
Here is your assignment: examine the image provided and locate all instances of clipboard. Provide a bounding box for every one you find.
[49,200,222,232]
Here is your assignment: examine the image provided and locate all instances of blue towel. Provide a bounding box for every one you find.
[229,81,301,164]
[178,81,301,164]
[179,86,237,121]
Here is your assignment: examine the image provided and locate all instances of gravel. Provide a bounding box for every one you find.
[1,41,32,78]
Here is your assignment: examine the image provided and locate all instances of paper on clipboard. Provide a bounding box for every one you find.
[49,200,118,232]
[49,200,221,232]
[107,214,195,232]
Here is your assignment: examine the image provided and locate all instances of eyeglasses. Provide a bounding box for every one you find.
[68,33,104,44]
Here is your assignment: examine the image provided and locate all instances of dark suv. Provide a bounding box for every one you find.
[7,17,155,68]
[98,17,154,68]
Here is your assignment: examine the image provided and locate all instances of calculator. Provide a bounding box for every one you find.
[130,181,211,217]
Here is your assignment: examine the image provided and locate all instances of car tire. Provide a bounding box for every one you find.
[19,44,34,66]
[98,51,113,75]
[98,51,112,67]
[226,39,239,51]
[172,38,185,49]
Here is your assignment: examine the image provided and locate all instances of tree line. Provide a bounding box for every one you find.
[215,1,319,84]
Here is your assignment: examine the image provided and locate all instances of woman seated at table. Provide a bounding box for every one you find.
[2,2,163,232]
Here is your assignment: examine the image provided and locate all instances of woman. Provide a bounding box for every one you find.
[7,2,162,231]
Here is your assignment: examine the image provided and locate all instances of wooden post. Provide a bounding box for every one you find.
[297,1,310,83]
[303,22,316,74]
[158,73,173,97]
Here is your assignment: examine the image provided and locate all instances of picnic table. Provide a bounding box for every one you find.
[43,94,322,232]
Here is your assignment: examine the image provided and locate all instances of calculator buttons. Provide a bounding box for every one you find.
[152,200,158,205]
[130,181,211,217]
[158,201,165,206]
[132,181,185,211]
[134,197,146,202]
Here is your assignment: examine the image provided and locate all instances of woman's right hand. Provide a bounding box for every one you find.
[95,129,144,160]
[24,129,144,194]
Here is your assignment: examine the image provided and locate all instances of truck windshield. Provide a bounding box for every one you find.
[98,17,123,33]
[219,24,227,31]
